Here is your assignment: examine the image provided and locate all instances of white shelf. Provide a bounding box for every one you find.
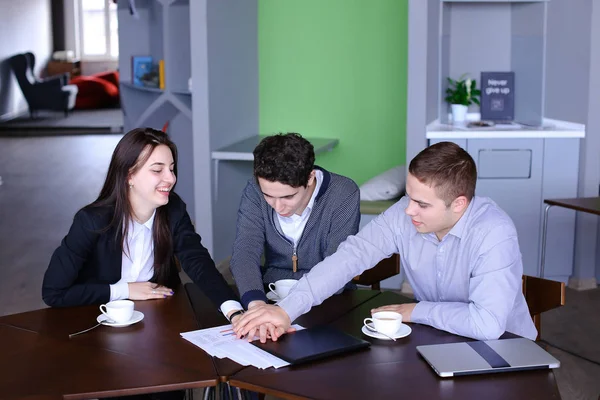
[426,118,585,139]
[212,136,339,161]
[120,81,164,94]
[171,89,191,96]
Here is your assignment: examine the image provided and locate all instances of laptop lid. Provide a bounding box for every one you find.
[417,338,560,377]
[251,325,370,365]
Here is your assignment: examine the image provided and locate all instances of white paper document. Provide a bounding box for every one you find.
[181,324,304,369]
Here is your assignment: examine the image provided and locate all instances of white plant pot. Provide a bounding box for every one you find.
[451,104,468,124]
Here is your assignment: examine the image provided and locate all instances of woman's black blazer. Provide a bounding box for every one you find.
[42,192,236,308]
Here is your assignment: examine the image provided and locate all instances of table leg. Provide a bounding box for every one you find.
[539,204,553,278]
[227,383,234,400]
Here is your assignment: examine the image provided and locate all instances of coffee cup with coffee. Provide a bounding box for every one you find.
[363,311,402,336]
[268,279,298,299]
[99,300,134,323]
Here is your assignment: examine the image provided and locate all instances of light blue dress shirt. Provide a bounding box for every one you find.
[278,196,537,341]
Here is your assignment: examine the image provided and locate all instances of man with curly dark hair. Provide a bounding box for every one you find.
[230,133,360,337]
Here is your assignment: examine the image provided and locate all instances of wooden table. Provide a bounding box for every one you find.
[1,285,562,399]
[540,197,600,277]
[0,285,219,399]
[544,197,600,215]
[184,283,381,380]
[227,291,561,400]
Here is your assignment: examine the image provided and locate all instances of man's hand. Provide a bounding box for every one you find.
[248,300,266,309]
[232,303,295,342]
[243,301,275,342]
[371,303,417,322]
[128,282,173,300]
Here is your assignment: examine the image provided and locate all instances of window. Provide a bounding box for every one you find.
[79,0,118,60]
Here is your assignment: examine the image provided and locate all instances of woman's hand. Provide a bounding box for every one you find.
[233,304,294,342]
[127,282,174,300]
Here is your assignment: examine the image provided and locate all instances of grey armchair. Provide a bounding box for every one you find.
[8,52,77,118]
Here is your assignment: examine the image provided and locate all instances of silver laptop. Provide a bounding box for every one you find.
[416,338,560,377]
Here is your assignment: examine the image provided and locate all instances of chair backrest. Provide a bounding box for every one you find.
[522,275,565,340]
[24,52,38,83]
[8,52,69,113]
[8,53,33,91]
[352,254,400,290]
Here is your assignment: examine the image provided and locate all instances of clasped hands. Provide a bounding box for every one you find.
[233,301,417,343]
[232,300,295,343]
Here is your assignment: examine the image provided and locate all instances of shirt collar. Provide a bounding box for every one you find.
[446,198,475,240]
[303,169,323,217]
[143,210,156,230]
[129,210,156,238]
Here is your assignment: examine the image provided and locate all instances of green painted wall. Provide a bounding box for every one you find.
[258,0,408,185]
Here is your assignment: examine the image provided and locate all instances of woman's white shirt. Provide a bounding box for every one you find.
[109,212,243,317]
[110,212,156,300]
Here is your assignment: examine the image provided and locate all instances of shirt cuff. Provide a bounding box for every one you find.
[277,293,311,323]
[241,290,269,309]
[410,301,434,325]
[109,281,130,301]
[220,300,243,319]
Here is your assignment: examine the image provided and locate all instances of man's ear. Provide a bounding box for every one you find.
[307,170,316,186]
[451,195,469,213]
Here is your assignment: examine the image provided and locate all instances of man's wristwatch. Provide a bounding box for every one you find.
[227,309,245,322]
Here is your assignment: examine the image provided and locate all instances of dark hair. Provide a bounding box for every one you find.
[88,127,178,286]
[253,133,315,187]
[409,141,477,206]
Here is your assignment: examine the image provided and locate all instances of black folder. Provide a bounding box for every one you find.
[251,325,370,365]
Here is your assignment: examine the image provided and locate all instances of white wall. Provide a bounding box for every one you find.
[81,60,118,76]
[63,0,79,58]
[545,0,600,288]
[590,2,600,285]
[0,1,53,119]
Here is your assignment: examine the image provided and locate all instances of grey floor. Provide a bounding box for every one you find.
[0,134,599,400]
[0,108,123,135]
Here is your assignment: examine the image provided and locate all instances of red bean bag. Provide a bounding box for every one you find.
[70,71,120,109]
[95,70,119,88]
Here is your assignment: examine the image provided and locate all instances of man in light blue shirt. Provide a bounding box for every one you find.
[233,142,537,342]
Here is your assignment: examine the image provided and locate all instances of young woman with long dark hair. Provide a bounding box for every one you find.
[42,127,243,320]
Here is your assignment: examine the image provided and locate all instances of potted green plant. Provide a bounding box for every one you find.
[445,75,481,124]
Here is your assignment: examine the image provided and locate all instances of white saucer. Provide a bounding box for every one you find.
[361,323,412,340]
[97,310,144,327]
[266,292,280,302]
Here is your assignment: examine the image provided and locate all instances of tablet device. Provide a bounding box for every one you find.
[251,325,370,365]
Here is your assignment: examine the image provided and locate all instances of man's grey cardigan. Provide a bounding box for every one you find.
[230,166,360,308]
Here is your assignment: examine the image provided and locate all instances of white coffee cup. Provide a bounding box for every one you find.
[268,279,298,299]
[99,300,134,323]
[363,311,403,336]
